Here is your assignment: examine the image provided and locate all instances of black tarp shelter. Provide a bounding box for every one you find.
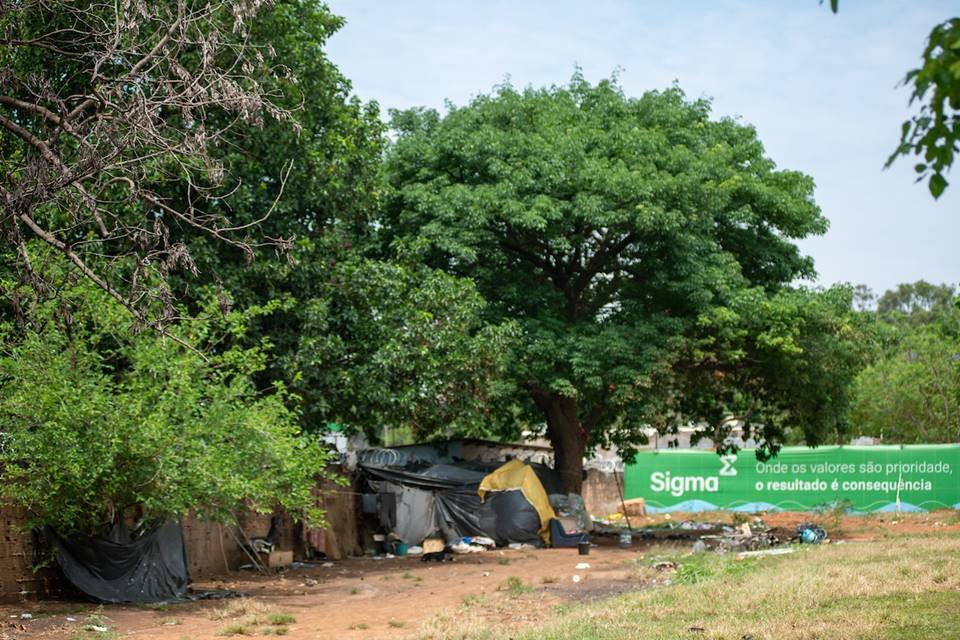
[359,460,561,547]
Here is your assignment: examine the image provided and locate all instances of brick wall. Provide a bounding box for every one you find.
[0,507,75,602]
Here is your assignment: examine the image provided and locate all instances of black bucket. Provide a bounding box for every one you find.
[577,536,590,556]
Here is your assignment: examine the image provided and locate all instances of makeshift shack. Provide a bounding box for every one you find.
[359,459,564,548]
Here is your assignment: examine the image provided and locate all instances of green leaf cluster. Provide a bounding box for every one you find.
[237,235,519,439]
[887,18,960,198]
[0,259,336,536]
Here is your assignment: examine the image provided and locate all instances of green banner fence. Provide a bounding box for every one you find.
[623,444,960,513]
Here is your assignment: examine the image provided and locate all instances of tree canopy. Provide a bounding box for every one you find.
[0,262,336,535]
[383,75,864,491]
[851,281,959,444]
[231,236,518,438]
[151,2,514,440]
[0,0,309,323]
[877,280,957,325]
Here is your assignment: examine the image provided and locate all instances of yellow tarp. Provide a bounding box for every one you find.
[478,459,556,545]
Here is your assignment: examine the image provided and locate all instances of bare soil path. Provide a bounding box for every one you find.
[2,511,957,640]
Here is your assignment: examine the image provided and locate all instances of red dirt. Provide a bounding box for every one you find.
[2,510,956,640]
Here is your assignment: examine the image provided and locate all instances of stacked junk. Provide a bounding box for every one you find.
[358,458,592,555]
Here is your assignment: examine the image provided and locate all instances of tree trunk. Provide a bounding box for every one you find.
[531,390,587,494]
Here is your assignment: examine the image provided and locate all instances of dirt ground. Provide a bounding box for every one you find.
[2,510,957,640]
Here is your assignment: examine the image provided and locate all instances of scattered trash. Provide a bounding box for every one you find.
[653,561,677,572]
[407,545,423,555]
[693,517,783,552]
[507,542,536,550]
[688,626,705,632]
[88,625,109,632]
[575,562,590,570]
[303,578,318,586]
[450,541,486,554]
[19,614,32,620]
[66,617,77,622]
[549,493,592,531]
[796,523,828,544]
[466,536,496,547]
[482,571,491,577]
[322,561,334,568]
[571,574,582,583]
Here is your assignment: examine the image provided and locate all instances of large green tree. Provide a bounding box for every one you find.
[229,236,518,437]
[383,75,864,491]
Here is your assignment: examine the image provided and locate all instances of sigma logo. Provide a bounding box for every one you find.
[650,471,719,497]
[719,454,738,477]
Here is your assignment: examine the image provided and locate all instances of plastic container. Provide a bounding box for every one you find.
[577,536,590,556]
[618,532,632,549]
[395,542,409,557]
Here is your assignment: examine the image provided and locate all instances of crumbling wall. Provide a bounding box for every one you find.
[581,469,624,517]
[0,467,360,601]
[0,507,72,602]
[311,474,362,560]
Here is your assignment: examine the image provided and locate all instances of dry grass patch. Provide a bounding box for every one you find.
[209,598,296,637]
[209,599,272,622]
[415,534,960,640]
[533,534,960,640]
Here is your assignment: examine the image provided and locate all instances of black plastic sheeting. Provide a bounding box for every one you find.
[485,491,542,546]
[45,520,190,604]
[360,462,552,547]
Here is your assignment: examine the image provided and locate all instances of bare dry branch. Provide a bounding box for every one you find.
[0,0,295,328]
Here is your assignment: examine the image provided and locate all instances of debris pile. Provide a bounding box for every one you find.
[596,515,831,553]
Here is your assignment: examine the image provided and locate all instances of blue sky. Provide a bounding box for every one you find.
[326,1,958,294]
